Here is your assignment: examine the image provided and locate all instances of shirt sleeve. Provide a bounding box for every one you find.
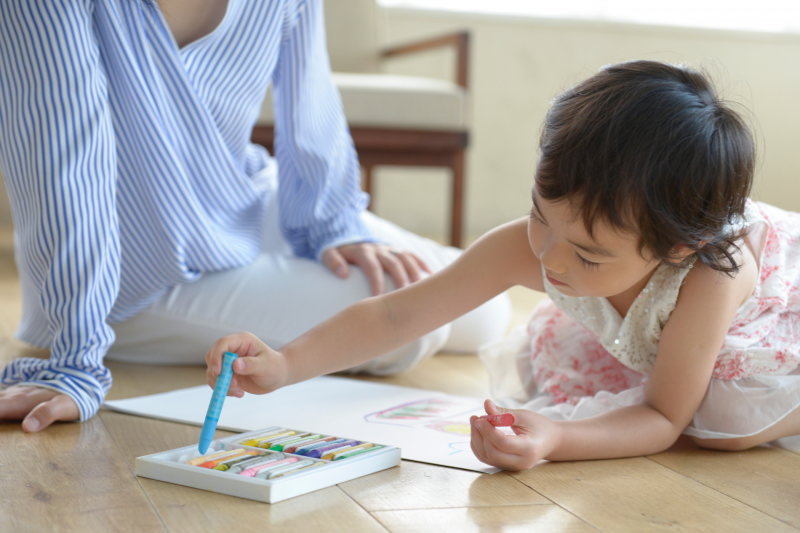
[271,0,376,260]
[0,1,118,420]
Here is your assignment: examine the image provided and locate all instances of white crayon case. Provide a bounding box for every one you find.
[135,426,401,503]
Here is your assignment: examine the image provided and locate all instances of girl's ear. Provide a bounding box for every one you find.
[666,243,700,264]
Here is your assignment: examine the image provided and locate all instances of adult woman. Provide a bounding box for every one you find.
[0,0,509,431]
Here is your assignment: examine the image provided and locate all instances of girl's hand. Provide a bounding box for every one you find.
[470,399,562,471]
[205,332,290,397]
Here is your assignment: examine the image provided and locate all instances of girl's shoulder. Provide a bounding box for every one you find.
[678,237,757,316]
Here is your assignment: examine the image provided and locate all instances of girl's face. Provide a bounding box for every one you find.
[528,191,662,300]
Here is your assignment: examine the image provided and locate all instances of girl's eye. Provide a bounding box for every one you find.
[528,207,546,224]
[576,253,600,269]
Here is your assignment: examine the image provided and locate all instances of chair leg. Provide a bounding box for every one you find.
[450,151,465,247]
[362,164,375,210]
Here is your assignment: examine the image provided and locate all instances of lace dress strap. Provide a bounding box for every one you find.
[543,259,695,373]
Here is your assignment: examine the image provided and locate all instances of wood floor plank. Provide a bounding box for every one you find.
[105,361,208,400]
[372,505,597,533]
[0,284,20,339]
[137,476,387,533]
[99,411,388,532]
[0,418,165,532]
[649,442,800,528]
[513,456,798,532]
[0,233,19,338]
[341,459,548,511]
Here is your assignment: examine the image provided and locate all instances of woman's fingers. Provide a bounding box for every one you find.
[18,392,79,432]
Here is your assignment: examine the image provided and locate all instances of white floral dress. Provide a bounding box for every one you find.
[481,200,800,439]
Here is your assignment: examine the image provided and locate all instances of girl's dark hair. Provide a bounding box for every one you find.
[536,60,755,274]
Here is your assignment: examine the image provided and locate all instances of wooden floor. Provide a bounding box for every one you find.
[1,230,799,532]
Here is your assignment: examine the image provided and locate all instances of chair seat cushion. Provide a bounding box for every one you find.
[258,72,466,130]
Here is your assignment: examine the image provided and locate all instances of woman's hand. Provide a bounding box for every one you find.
[205,332,290,397]
[0,385,79,432]
[470,399,563,471]
[322,242,431,296]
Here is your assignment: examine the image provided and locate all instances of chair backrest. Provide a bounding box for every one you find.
[324,0,383,73]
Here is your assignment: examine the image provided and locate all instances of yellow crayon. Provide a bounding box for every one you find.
[187,448,244,466]
[241,430,296,448]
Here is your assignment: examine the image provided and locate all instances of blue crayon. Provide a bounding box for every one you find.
[198,351,238,454]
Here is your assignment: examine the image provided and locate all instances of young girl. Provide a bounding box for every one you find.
[205,60,800,471]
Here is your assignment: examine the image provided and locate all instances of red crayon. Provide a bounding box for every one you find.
[479,413,515,427]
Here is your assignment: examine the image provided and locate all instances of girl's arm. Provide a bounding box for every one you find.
[472,252,755,469]
[207,217,544,394]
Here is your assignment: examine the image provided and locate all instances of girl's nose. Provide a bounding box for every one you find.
[539,238,568,274]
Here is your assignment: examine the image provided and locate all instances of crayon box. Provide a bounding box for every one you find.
[135,426,401,503]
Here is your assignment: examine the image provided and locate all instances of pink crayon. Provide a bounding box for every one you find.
[479,413,515,427]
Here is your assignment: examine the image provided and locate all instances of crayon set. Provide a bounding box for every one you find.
[135,426,400,502]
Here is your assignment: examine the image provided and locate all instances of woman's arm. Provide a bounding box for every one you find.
[271,0,372,260]
[0,1,119,428]
[271,0,429,294]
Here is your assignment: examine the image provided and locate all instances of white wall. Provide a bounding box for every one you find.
[3,9,799,243]
[373,8,800,241]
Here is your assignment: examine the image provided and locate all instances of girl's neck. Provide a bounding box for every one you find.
[605,263,661,317]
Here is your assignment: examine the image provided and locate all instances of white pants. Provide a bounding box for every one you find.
[106,173,511,375]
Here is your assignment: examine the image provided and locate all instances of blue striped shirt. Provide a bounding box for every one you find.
[0,0,371,420]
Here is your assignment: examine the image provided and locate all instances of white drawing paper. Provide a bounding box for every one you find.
[104,376,500,473]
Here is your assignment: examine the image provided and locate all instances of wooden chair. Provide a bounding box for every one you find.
[251,0,470,246]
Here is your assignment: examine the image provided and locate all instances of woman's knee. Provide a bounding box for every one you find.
[343,325,451,375]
